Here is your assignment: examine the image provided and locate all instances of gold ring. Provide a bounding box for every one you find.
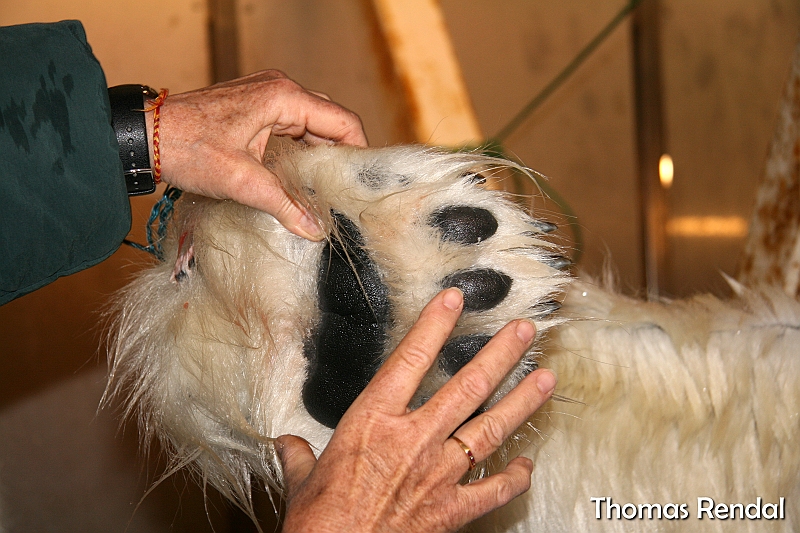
[451,436,476,471]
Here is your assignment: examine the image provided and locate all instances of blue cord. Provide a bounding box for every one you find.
[123,186,183,262]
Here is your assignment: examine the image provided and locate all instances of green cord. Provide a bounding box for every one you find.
[493,0,643,144]
[123,186,183,262]
[472,0,643,264]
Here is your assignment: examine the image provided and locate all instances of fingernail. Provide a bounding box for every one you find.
[295,212,324,241]
[536,369,557,395]
[515,320,536,344]
[443,287,463,310]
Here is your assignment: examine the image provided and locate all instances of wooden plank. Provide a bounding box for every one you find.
[371,0,483,148]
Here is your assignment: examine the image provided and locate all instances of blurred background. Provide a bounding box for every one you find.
[0,1,798,531]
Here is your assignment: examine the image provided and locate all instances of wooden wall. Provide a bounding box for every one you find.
[0,1,798,531]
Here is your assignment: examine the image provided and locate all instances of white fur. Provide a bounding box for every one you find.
[107,145,799,531]
[475,280,800,532]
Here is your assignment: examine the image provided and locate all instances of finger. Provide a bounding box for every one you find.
[452,456,533,526]
[276,435,318,500]
[224,157,325,240]
[353,288,463,414]
[303,96,367,147]
[272,90,368,148]
[421,319,536,432]
[449,368,556,464]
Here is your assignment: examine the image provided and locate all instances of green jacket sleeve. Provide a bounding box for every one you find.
[0,20,131,305]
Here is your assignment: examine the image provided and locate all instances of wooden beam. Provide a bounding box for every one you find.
[371,0,483,148]
[631,0,668,298]
[208,0,241,83]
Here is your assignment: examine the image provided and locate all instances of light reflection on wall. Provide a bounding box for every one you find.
[659,153,747,240]
[665,215,749,238]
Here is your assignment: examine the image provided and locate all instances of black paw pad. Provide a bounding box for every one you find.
[439,334,492,375]
[430,206,498,244]
[317,214,388,318]
[303,213,390,429]
[441,269,512,312]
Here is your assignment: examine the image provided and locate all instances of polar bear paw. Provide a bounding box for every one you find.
[105,144,570,512]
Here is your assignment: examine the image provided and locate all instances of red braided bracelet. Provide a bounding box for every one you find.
[145,88,169,184]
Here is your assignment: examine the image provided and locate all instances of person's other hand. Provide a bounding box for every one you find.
[277,288,557,533]
[148,70,367,240]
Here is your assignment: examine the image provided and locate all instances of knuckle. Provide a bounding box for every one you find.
[457,368,495,404]
[226,165,254,193]
[268,192,298,219]
[494,478,518,506]
[348,114,365,131]
[477,412,507,449]
[263,68,288,79]
[399,341,434,371]
[270,76,302,95]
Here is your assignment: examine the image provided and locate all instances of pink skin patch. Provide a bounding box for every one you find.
[171,230,195,283]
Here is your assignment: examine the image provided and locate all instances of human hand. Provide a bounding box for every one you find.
[147,70,367,240]
[277,288,557,533]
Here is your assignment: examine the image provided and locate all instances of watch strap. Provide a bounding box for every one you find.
[109,84,158,195]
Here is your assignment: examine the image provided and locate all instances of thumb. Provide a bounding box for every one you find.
[225,158,325,241]
[276,435,317,500]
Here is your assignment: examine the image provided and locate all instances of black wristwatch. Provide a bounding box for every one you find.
[108,84,158,195]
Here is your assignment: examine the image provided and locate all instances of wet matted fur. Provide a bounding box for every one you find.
[106,145,800,532]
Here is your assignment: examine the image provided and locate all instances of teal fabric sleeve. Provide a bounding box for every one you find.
[0,20,131,305]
